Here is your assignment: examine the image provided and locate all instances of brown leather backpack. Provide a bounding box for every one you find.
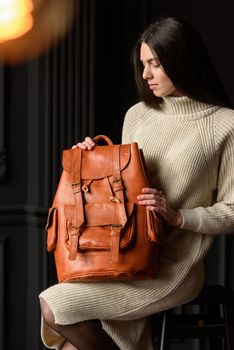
[45,135,164,282]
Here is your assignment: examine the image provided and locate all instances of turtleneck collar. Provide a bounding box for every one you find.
[159,96,220,119]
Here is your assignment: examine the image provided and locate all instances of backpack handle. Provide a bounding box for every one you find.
[92,135,113,145]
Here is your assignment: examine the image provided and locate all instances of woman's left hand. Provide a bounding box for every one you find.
[137,187,182,227]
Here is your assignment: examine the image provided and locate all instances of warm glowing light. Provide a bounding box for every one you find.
[0,0,76,64]
[0,0,34,43]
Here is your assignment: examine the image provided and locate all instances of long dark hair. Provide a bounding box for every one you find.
[132,17,232,109]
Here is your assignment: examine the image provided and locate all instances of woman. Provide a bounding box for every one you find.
[39,17,234,350]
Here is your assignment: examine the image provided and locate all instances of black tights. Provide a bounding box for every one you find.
[40,298,120,350]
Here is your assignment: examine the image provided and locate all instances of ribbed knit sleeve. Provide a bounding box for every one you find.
[180,109,234,234]
[122,102,150,144]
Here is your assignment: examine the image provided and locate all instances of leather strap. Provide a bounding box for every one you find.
[92,134,113,145]
[109,145,128,263]
[68,225,82,260]
[112,145,127,226]
[110,224,122,263]
[69,148,85,260]
[146,210,164,245]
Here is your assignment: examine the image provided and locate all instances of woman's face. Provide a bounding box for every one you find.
[140,42,182,97]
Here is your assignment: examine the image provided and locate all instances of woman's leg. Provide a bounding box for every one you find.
[40,298,119,350]
[60,341,78,350]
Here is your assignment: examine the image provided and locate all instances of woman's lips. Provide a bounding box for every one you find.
[149,84,158,90]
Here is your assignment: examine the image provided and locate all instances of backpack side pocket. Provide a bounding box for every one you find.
[45,207,58,252]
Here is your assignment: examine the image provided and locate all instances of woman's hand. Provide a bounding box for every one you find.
[137,187,182,227]
[72,136,96,150]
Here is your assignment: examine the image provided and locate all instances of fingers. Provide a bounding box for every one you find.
[137,188,165,215]
[137,188,164,203]
[137,187,181,227]
[137,196,164,205]
[72,136,96,150]
[142,187,163,196]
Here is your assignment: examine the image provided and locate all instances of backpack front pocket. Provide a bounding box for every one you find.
[64,202,135,252]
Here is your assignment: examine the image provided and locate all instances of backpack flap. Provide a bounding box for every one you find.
[62,145,131,180]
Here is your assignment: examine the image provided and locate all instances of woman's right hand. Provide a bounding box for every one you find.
[72,136,96,150]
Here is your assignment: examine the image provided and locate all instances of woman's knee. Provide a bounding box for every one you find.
[39,297,55,326]
[60,341,78,350]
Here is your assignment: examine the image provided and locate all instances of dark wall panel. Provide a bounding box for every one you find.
[0,226,27,350]
[0,65,28,204]
[0,237,7,350]
[95,0,148,143]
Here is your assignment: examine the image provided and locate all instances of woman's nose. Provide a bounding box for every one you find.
[142,66,153,80]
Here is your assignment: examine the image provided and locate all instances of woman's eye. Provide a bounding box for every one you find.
[153,63,160,68]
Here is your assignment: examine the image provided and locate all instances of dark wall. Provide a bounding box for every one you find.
[95,0,148,142]
[1,65,28,203]
[0,1,234,349]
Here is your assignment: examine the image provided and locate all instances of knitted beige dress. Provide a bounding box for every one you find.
[39,96,234,350]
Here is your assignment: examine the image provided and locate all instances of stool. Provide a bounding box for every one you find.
[151,285,234,350]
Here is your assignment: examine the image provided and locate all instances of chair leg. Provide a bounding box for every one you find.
[207,301,225,350]
[224,304,234,350]
[151,314,163,350]
[159,312,170,350]
[209,338,223,350]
